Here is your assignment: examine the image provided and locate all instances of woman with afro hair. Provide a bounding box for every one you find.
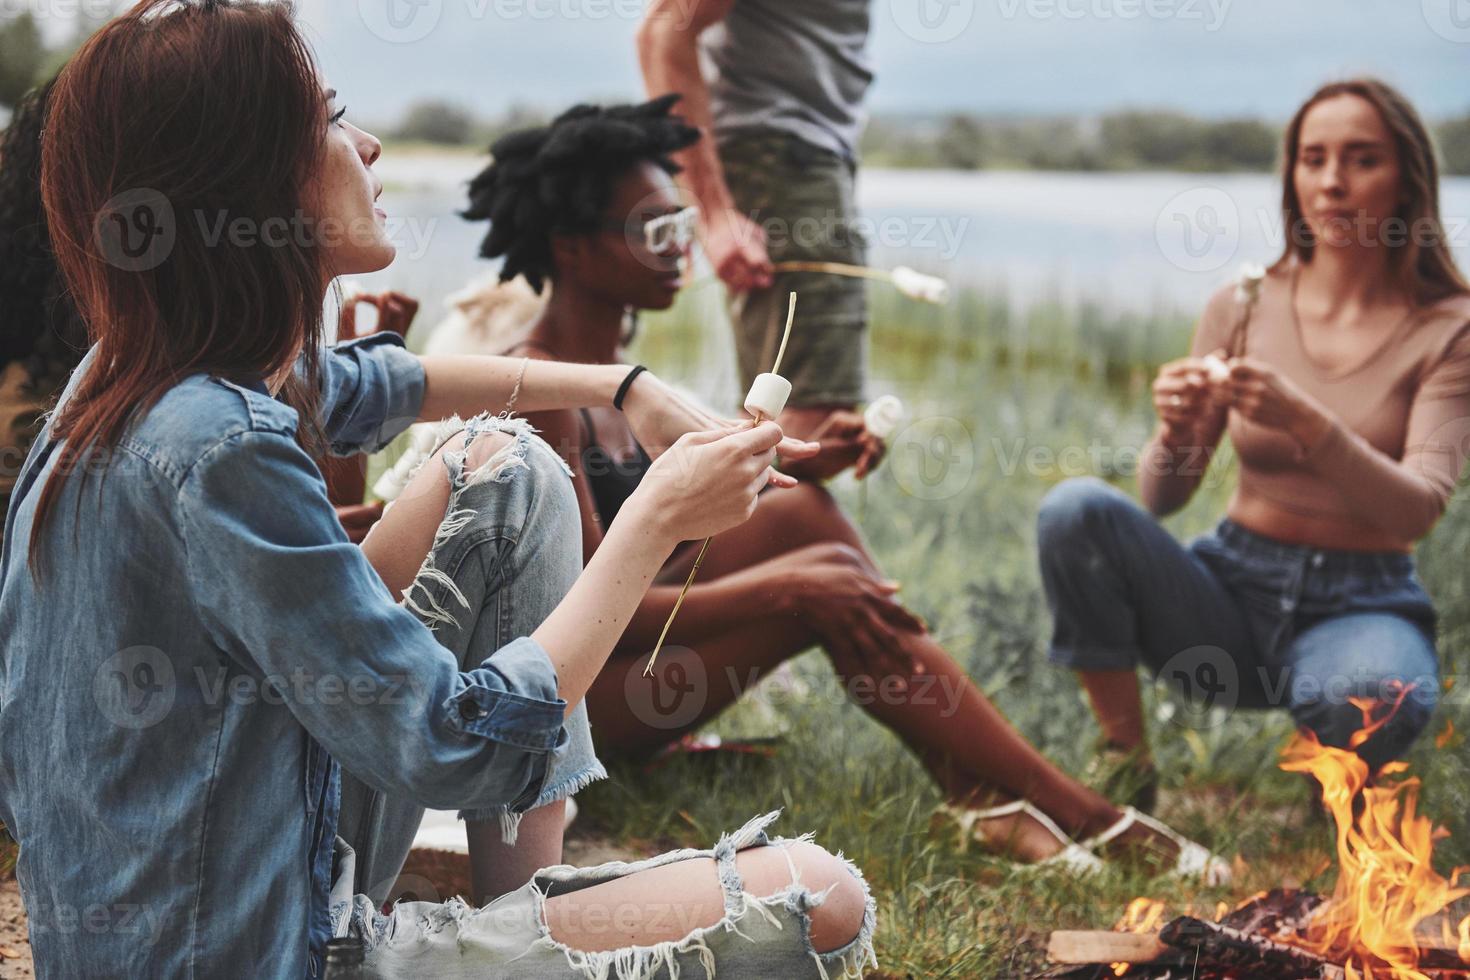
[444,94,1231,879]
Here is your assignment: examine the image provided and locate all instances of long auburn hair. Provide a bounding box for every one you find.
[1274,78,1470,306]
[31,0,334,569]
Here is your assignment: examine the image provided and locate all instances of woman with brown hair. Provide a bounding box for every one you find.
[1038,78,1470,798]
[0,3,883,978]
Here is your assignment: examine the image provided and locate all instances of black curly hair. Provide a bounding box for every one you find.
[0,77,85,376]
[462,93,700,294]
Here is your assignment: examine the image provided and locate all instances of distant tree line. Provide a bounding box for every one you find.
[861,110,1470,176]
[3,12,1468,176]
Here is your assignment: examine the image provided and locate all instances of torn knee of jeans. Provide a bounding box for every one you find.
[399,412,538,630]
[528,811,878,980]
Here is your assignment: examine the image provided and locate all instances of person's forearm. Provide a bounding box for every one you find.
[532,509,677,711]
[417,355,625,422]
[1138,426,1212,517]
[1300,420,1448,541]
[617,571,779,652]
[637,14,734,213]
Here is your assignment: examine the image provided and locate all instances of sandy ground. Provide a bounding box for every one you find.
[0,876,32,979]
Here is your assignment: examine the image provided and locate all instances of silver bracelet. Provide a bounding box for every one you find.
[505,356,530,415]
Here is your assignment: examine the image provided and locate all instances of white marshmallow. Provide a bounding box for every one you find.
[744,373,793,422]
[863,395,906,440]
[1233,262,1266,306]
[1202,354,1231,385]
[890,266,951,305]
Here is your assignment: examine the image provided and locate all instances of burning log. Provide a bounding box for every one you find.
[1158,916,1343,978]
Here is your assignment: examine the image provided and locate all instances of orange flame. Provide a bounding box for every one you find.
[1277,691,1469,979]
[1109,898,1169,974]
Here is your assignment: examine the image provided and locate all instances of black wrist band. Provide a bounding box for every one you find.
[614,365,649,412]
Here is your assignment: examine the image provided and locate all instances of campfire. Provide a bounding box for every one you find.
[1042,696,1470,980]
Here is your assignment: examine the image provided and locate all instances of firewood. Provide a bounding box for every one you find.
[1046,931,1171,965]
[1159,916,1342,978]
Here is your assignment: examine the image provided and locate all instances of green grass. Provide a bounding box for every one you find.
[557,284,1470,977]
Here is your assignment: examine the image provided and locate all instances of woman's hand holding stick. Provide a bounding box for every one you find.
[643,293,800,676]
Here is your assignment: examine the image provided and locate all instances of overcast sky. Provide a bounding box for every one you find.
[27,0,1470,123]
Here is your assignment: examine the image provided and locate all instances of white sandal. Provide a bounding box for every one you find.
[938,800,1104,875]
[1079,806,1232,885]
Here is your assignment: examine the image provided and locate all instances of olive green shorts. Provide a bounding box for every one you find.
[720,128,869,407]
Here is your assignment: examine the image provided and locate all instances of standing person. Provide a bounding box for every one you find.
[638,0,884,474]
[0,3,878,978]
[1037,79,1470,804]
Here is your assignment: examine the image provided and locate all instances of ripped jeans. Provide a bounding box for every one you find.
[338,414,606,904]
[332,416,879,977]
[331,810,879,980]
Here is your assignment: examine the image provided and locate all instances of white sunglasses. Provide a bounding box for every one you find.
[639,206,699,254]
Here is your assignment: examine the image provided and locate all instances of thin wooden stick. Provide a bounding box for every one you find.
[774,260,893,283]
[642,295,797,677]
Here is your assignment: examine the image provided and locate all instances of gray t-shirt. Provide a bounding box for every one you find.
[700,0,873,162]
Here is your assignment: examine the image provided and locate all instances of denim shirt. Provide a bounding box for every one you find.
[0,334,567,979]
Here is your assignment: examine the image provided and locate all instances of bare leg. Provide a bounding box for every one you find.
[544,841,865,955]
[588,483,1124,859]
[359,431,573,900]
[467,802,564,905]
[1079,669,1149,753]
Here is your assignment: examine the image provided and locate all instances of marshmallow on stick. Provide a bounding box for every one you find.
[863,395,906,441]
[644,294,800,677]
[773,261,951,306]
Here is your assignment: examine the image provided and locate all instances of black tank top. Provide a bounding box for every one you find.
[578,408,652,528]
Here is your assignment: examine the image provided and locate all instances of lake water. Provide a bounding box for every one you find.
[354,152,1470,323]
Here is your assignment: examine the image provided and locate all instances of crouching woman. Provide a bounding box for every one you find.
[1037,78,1470,791]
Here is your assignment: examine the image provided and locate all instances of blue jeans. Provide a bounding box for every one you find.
[338,415,606,904]
[1036,477,1440,769]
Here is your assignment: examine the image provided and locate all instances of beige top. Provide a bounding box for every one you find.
[1191,265,1470,551]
